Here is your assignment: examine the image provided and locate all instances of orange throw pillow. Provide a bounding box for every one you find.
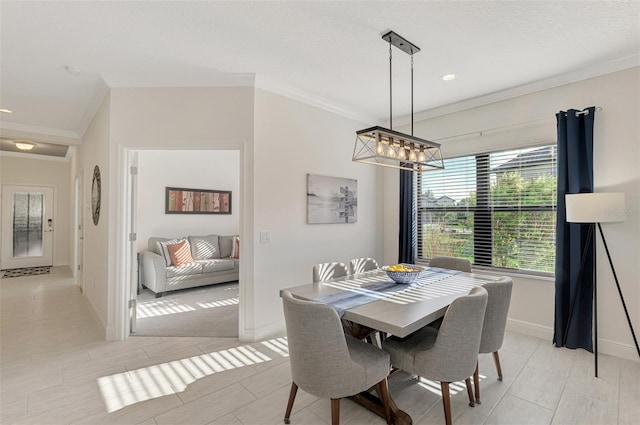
[167,240,194,267]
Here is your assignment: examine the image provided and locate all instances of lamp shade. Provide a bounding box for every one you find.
[565,193,626,223]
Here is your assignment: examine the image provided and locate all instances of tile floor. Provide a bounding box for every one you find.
[1,267,638,425]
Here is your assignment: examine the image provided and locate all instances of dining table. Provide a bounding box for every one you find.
[280,265,501,425]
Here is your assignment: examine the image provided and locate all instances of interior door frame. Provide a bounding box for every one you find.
[1,184,55,270]
[114,145,246,340]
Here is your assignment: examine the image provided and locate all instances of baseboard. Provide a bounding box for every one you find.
[240,320,285,343]
[506,318,554,340]
[84,292,107,340]
[597,337,640,363]
[506,318,640,363]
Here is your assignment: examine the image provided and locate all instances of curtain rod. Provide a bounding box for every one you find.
[433,116,552,143]
[574,106,603,116]
[434,106,604,143]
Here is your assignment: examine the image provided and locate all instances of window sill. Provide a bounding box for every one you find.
[470,266,555,282]
[416,260,555,283]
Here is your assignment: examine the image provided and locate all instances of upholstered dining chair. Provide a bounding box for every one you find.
[427,256,472,331]
[349,257,379,275]
[281,291,392,425]
[312,262,349,282]
[473,277,513,405]
[382,287,488,425]
[429,256,472,272]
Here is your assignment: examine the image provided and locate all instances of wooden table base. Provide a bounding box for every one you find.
[344,321,414,424]
[349,391,412,425]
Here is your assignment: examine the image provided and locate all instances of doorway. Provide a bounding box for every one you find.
[1,185,54,270]
[124,149,241,339]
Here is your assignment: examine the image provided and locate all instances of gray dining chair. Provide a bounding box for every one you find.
[429,256,472,272]
[312,262,349,282]
[473,277,513,404]
[382,287,488,425]
[349,257,379,275]
[281,291,392,425]
[427,256,472,331]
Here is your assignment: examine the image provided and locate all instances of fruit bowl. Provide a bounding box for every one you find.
[383,265,424,284]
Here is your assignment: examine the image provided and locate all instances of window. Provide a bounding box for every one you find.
[417,145,557,275]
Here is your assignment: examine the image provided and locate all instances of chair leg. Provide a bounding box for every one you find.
[464,377,475,407]
[493,351,503,381]
[376,378,392,425]
[330,399,340,425]
[473,360,481,404]
[440,382,452,425]
[284,382,298,424]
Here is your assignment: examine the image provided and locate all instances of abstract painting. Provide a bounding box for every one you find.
[165,187,231,214]
[307,174,357,224]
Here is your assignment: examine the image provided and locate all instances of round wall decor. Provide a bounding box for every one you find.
[91,165,101,225]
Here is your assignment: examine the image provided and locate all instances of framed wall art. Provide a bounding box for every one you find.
[307,174,357,224]
[165,187,231,214]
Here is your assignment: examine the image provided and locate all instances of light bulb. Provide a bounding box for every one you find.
[418,152,426,162]
[399,149,406,160]
[388,147,395,158]
[377,144,385,155]
[409,151,417,161]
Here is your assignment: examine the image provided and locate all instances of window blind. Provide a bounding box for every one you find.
[417,144,557,274]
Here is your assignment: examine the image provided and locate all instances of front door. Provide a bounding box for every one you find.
[1,185,54,269]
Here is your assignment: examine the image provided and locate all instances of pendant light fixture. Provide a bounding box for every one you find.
[353,31,444,172]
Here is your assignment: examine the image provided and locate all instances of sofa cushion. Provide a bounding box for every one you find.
[167,240,194,267]
[219,235,235,258]
[157,238,186,266]
[198,259,235,273]
[189,235,221,260]
[166,262,203,278]
[149,237,171,254]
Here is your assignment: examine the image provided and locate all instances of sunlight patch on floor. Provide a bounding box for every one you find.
[98,338,289,413]
[196,297,239,309]
[136,295,239,319]
[417,373,486,396]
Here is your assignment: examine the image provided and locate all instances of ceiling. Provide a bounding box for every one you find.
[1,1,638,158]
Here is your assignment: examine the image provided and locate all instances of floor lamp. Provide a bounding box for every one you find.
[564,192,640,377]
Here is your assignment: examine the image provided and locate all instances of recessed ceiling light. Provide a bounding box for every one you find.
[14,140,36,151]
[441,74,457,81]
[0,108,13,113]
[64,65,82,76]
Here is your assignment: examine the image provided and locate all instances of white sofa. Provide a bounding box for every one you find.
[140,234,239,297]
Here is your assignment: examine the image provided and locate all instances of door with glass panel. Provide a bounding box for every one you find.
[1,185,54,269]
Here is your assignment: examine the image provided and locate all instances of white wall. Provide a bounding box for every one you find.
[109,86,254,339]
[385,67,640,361]
[73,93,112,332]
[0,155,71,267]
[251,89,382,339]
[136,150,240,252]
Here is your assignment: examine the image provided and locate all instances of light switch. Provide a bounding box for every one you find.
[260,231,271,243]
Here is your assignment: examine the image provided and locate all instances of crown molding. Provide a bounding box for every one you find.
[393,53,640,125]
[76,77,110,138]
[0,150,69,162]
[0,121,81,145]
[254,74,375,124]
